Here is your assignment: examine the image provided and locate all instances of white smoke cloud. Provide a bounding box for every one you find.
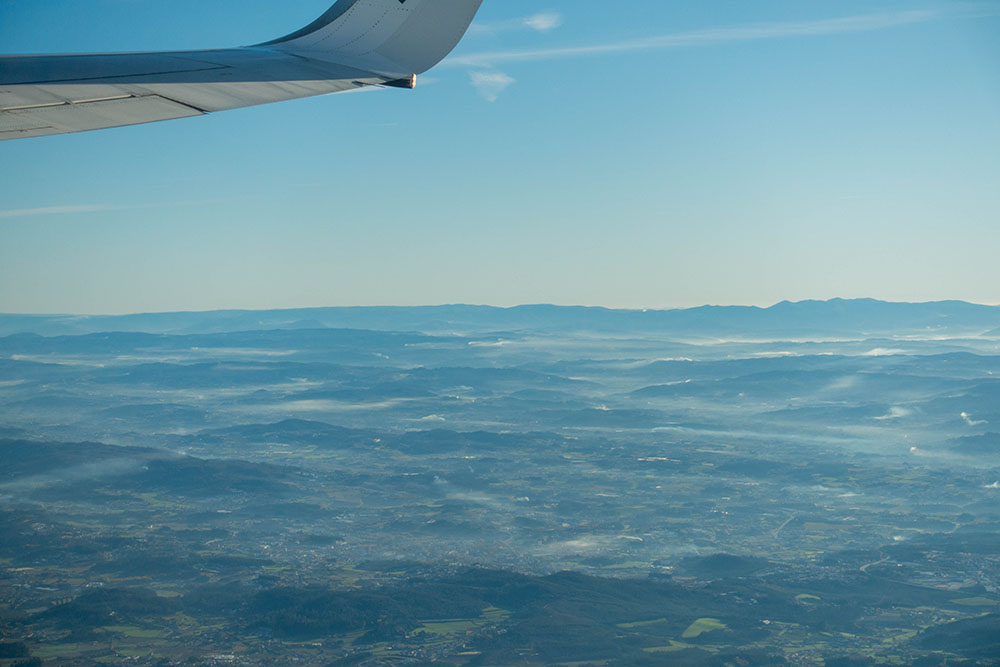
[961,411,987,426]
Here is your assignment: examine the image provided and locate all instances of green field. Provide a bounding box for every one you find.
[617,617,669,629]
[414,619,480,636]
[643,640,697,653]
[681,618,729,639]
[414,606,511,636]
[951,597,999,607]
[102,626,165,639]
[32,644,84,659]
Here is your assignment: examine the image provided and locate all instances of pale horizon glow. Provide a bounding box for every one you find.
[0,0,997,314]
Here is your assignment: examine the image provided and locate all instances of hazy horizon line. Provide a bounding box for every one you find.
[2,297,999,318]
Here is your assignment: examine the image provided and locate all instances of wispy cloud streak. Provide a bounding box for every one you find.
[0,205,114,219]
[447,10,941,68]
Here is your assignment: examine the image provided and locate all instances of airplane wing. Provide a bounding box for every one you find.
[0,0,483,141]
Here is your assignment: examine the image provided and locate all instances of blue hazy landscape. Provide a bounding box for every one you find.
[1,299,999,664]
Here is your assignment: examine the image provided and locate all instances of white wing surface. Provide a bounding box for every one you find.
[0,0,483,141]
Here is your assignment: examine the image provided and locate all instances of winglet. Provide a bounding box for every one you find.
[258,0,483,76]
[382,74,418,89]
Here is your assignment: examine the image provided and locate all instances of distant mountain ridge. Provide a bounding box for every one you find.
[2,298,1000,338]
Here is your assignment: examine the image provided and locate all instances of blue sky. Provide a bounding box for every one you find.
[1,0,998,314]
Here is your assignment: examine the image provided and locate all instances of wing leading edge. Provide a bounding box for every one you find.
[0,0,483,141]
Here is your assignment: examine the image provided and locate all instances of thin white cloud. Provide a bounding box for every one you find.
[523,12,564,33]
[0,204,113,219]
[471,12,564,35]
[447,10,943,68]
[469,71,516,102]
